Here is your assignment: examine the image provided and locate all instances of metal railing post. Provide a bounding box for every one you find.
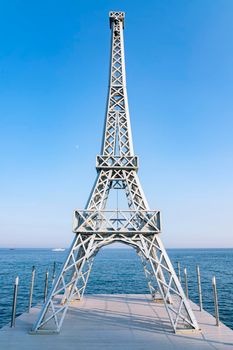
[177,261,181,282]
[212,276,220,326]
[52,261,56,285]
[196,265,203,311]
[184,268,189,299]
[44,270,49,303]
[11,276,19,327]
[28,266,35,312]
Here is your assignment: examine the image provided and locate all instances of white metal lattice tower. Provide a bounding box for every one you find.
[32,11,199,334]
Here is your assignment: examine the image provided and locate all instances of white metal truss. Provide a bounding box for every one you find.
[32,11,199,334]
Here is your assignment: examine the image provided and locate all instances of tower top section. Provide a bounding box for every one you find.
[109,11,125,29]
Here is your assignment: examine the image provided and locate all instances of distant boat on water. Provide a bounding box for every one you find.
[52,248,66,252]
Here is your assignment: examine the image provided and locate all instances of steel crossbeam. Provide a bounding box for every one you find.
[73,210,161,234]
[96,155,138,170]
[32,11,199,334]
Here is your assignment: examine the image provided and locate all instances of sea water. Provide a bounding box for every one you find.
[0,248,232,329]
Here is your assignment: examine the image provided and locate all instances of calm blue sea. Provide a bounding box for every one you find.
[0,248,232,329]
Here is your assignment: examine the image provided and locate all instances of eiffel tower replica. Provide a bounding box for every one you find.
[32,11,199,334]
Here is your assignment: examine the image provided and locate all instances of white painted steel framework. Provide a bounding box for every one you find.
[32,11,199,334]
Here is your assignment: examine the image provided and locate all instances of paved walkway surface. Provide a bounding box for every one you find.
[0,294,233,349]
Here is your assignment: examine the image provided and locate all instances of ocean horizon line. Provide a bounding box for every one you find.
[0,247,232,250]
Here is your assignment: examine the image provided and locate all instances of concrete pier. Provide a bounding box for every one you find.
[0,294,233,349]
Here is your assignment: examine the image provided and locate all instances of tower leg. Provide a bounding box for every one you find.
[138,250,159,300]
[76,256,94,299]
[139,234,199,332]
[62,251,94,303]
[32,234,96,333]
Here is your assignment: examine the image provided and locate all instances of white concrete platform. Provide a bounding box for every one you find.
[0,294,233,349]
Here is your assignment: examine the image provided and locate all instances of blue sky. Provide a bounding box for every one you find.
[0,0,232,248]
